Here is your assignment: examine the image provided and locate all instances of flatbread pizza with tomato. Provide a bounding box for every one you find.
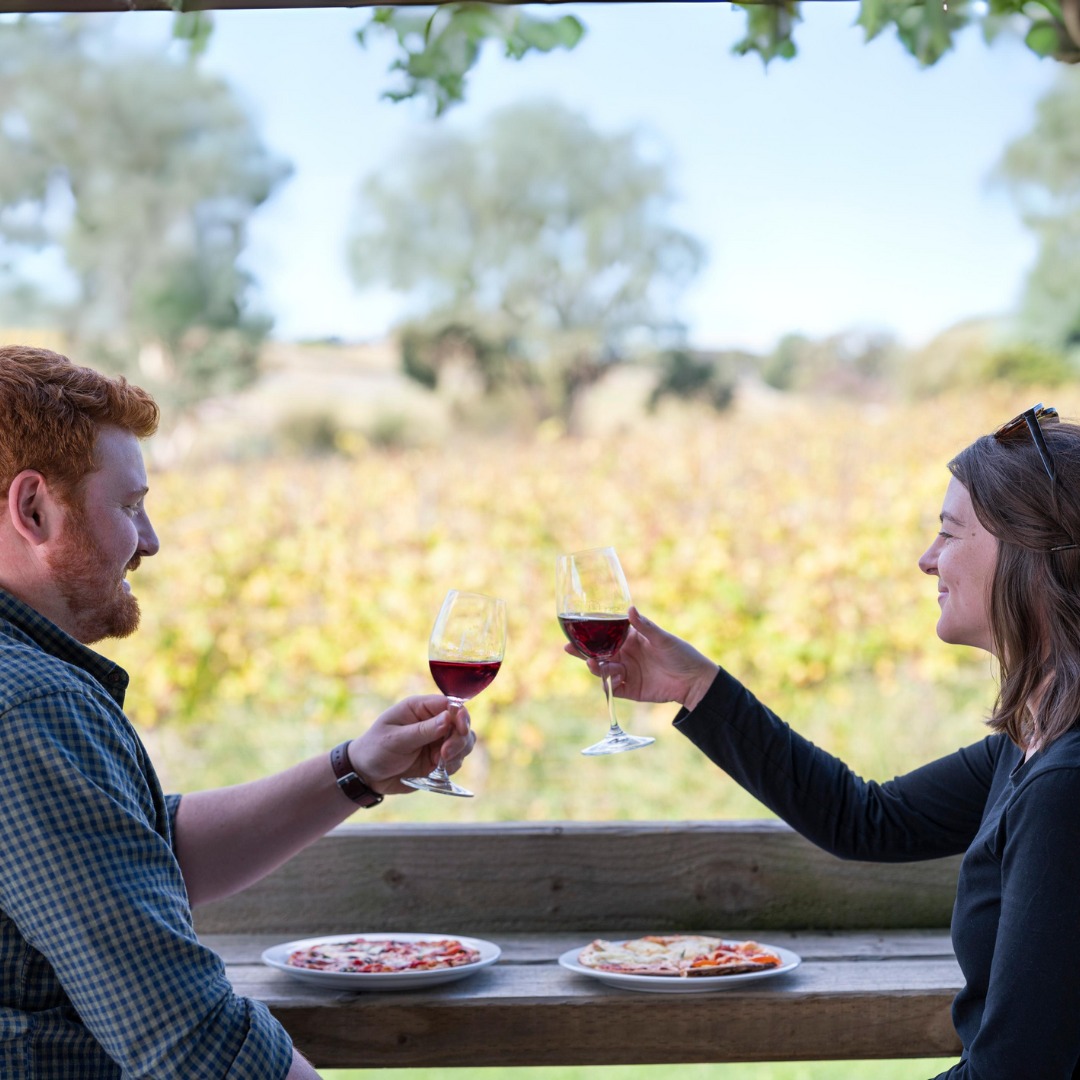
[286,935,481,974]
[577,934,783,978]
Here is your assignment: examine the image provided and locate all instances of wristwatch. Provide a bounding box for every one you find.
[330,740,385,808]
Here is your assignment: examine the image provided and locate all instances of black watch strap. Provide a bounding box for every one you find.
[330,740,384,808]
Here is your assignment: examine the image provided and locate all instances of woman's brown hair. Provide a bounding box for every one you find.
[0,345,159,508]
[949,416,1080,749]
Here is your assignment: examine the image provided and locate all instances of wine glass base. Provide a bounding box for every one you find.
[581,732,656,756]
[402,774,474,797]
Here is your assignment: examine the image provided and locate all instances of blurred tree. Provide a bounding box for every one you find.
[763,327,901,396]
[900,317,1073,397]
[982,338,1074,383]
[347,101,705,433]
[0,18,291,418]
[997,68,1080,357]
[762,332,812,391]
[647,348,739,413]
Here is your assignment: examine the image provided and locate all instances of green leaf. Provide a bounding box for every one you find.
[731,1,802,65]
[503,13,586,57]
[981,12,1018,43]
[357,4,586,116]
[171,11,214,58]
[884,0,965,66]
[856,0,894,41]
[1025,18,1064,53]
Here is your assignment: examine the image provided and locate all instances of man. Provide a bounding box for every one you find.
[0,344,474,1078]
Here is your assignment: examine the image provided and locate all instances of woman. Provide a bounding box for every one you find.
[577,405,1080,1079]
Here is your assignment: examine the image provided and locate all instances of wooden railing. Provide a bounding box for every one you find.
[197,820,964,1068]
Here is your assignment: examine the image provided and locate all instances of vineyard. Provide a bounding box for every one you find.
[114,387,1026,822]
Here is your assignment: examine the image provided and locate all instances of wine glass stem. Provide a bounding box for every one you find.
[600,664,625,737]
[430,698,464,781]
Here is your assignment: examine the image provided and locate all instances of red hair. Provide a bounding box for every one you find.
[0,345,159,507]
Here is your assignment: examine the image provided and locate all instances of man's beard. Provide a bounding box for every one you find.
[46,506,142,645]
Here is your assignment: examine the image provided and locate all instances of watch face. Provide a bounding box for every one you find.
[331,742,382,806]
[338,774,383,807]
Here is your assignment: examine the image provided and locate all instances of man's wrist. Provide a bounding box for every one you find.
[329,740,384,808]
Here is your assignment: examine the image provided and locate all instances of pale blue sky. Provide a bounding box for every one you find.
[118,4,1059,352]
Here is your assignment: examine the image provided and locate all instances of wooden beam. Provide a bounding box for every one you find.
[194,820,961,936]
[0,1,796,13]
[0,0,409,9]
[0,0,647,11]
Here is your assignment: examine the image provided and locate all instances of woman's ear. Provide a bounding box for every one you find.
[7,470,60,546]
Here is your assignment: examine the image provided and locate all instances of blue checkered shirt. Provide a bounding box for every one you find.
[0,590,293,1078]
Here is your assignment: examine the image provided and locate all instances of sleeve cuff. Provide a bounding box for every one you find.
[672,666,744,731]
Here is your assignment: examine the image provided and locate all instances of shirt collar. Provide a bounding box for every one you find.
[0,589,130,705]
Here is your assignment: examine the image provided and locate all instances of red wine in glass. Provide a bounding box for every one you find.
[429,659,502,701]
[558,614,630,659]
[403,589,507,797]
[555,547,654,756]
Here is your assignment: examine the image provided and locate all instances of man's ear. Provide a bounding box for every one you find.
[7,471,61,546]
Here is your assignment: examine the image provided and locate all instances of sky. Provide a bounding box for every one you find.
[111,4,1060,352]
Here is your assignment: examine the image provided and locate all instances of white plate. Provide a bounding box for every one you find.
[262,932,501,990]
[558,940,801,994]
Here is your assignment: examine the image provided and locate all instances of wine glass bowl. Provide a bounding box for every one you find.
[428,658,501,702]
[555,547,655,756]
[558,613,631,660]
[403,590,507,797]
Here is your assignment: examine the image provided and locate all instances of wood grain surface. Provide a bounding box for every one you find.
[209,929,963,1066]
[195,821,964,1066]
[194,820,962,935]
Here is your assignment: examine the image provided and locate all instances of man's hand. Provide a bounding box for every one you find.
[348,694,476,794]
[565,607,718,712]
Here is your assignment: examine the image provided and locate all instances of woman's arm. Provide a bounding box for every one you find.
[677,663,998,861]
[578,607,998,861]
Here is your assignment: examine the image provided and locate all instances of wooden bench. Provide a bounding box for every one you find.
[195,820,964,1068]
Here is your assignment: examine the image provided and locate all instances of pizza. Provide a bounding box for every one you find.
[576,934,783,978]
[286,936,481,974]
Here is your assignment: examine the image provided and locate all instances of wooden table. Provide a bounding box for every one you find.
[195,821,965,1068]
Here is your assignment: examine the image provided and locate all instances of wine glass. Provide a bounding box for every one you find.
[403,590,507,797]
[556,546,655,756]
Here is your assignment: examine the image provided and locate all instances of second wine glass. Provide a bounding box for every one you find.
[403,589,507,798]
[556,546,655,756]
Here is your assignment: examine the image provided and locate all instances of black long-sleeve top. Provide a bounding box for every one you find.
[675,667,1080,1080]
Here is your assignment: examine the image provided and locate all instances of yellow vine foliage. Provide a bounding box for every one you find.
[110,390,1023,816]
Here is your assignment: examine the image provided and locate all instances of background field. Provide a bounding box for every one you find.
[121,384,1012,822]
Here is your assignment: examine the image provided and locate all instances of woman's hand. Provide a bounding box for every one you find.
[566,607,718,712]
[347,694,475,794]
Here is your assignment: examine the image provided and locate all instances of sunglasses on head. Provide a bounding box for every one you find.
[994,403,1061,484]
[994,403,1078,552]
